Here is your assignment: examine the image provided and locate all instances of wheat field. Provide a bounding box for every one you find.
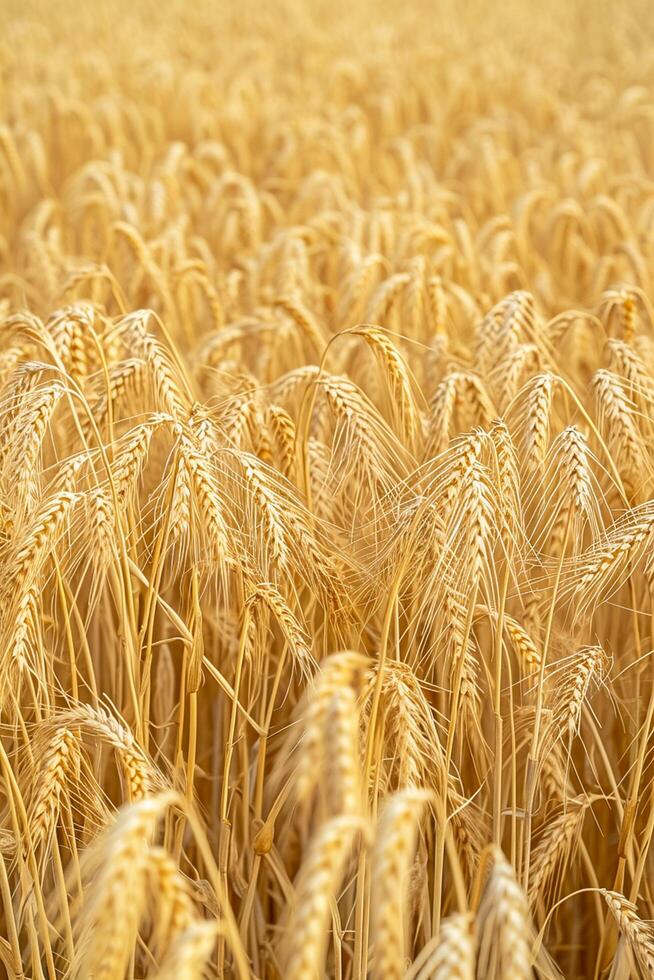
[1,0,654,976]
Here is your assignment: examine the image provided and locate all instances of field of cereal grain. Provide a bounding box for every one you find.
[1,0,654,976]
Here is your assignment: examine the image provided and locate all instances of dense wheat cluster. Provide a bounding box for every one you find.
[3,0,654,976]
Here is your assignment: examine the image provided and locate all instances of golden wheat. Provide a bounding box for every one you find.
[1,0,654,976]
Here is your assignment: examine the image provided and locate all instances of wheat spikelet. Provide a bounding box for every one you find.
[72,793,175,980]
[499,343,542,408]
[54,452,88,493]
[425,373,459,457]
[274,295,326,354]
[89,487,115,562]
[325,686,362,816]
[555,645,607,740]
[566,504,654,609]
[489,418,522,533]
[47,305,92,380]
[268,403,297,480]
[53,703,155,801]
[477,846,533,979]
[349,325,419,445]
[528,802,586,906]
[188,403,219,456]
[504,615,541,676]
[445,457,496,590]
[241,454,289,567]
[91,357,147,432]
[293,651,370,804]
[178,433,231,560]
[247,582,312,668]
[321,375,383,465]
[284,815,362,980]
[428,913,475,980]
[606,338,654,402]
[539,424,598,560]
[10,490,79,592]
[8,381,64,494]
[520,373,556,469]
[362,659,447,796]
[168,438,192,543]
[124,315,189,419]
[147,846,195,956]
[593,368,649,492]
[7,585,40,680]
[602,890,654,978]
[27,727,80,849]
[371,789,430,980]
[152,921,220,980]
